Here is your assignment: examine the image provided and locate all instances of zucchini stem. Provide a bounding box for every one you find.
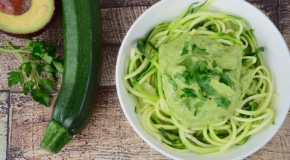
[40,120,73,153]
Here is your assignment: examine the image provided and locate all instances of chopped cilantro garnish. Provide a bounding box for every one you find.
[179,57,192,67]
[192,44,209,55]
[197,76,217,96]
[174,59,199,85]
[196,89,207,100]
[193,101,204,116]
[168,76,178,91]
[187,61,199,72]
[147,41,158,52]
[159,128,185,149]
[212,60,217,68]
[209,69,220,76]
[173,72,186,83]
[180,88,197,98]
[181,41,190,55]
[222,69,232,72]
[215,96,231,109]
[245,47,264,56]
[175,58,219,97]
[219,73,233,87]
[198,61,208,73]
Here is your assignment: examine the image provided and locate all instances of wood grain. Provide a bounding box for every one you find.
[6,87,168,160]
[100,0,158,8]
[0,0,289,160]
[0,91,9,160]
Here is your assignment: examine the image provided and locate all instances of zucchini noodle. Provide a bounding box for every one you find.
[123,0,275,154]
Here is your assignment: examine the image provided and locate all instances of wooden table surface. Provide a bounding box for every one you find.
[0,0,289,159]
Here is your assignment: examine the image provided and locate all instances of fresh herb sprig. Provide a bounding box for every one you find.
[1,39,63,107]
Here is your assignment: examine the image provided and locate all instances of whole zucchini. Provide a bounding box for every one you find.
[40,0,102,153]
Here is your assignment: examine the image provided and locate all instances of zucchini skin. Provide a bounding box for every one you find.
[40,0,102,153]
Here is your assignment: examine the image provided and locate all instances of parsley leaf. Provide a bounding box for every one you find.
[38,78,54,91]
[8,71,24,87]
[52,60,64,73]
[31,88,51,107]
[2,39,63,107]
[35,63,42,75]
[23,80,35,95]
[23,62,32,77]
[46,44,57,57]
[43,64,55,73]
[40,53,53,64]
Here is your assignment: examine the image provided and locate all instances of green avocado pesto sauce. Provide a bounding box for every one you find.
[159,35,248,128]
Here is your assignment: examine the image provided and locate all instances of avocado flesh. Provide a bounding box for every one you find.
[0,0,55,35]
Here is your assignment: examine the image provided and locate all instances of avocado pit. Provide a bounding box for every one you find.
[0,0,55,37]
[0,0,31,15]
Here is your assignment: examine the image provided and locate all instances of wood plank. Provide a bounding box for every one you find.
[101,7,148,44]
[277,0,290,47]
[6,86,168,159]
[0,91,9,160]
[247,0,278,26]
[100,0,158,8]
[248,0,290,48]
[101,45,118,86]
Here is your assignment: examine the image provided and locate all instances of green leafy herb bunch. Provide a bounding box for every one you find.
[0,39,63,107]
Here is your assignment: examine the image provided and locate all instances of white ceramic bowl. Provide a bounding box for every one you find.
[116,0,290,159]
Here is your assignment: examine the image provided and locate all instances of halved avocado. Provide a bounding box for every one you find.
[0,0,55,37]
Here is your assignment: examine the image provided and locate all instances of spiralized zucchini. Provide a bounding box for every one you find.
[123,0,274,154]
